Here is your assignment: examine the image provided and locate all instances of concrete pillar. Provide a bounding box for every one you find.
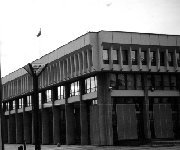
[79,80,88,145]
[97,73,113,145]
[53,107,60,144]
[16,113,23,143]
[65,104,75,145]
[3,116,8,143]
[143,74,151,140]
[32,112,35,144]
[24,112,32,144]
[8,115,16,143]
[42,109,49,144]
[80,101,88,145]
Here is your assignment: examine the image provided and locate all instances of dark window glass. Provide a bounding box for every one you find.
[127,74,135,90]
[122,50,128,65]
[170,74,177,90]
[131,50,138,65]
[117,74,126,90]
[155,75,163,90]
[136,74,142,90]
[141,51,147,65]
[112,49,118,64]
[160,52,165,66]
[150,51,156,66]
[103,49,109,64]
[177,52,180,67]
[168,52,173,66]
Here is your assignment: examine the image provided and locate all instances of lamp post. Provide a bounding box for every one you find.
[24,63,47,150]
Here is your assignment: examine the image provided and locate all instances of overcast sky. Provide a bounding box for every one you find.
[0,0,180,77]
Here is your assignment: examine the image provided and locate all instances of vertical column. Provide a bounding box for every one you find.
[79,80,88,145]
[2,116,8,143]
[165,49,169,71]
[52,87,60,144]
[24,112,32,144]
[147,48,151,71]
[42,109,49,144]
[65,84,75,145]
[119,45,123,70]
[142,74,151,140]
[8,115,16,143]
[109,45,113,70]
[138,47,142,70]
[16,113,23,143]
[157,48,160,71]
[31,111,35,144]
[97,73,113,145]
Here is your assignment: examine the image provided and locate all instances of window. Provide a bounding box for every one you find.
[168,52,173,66]
[136,74,142,90]
[127,74,135,90]
[5,102,9,111]
[122,50,128,65]
[112,49,118,64]
[85,76,97,94]
[176,52,180,67]
[12,100,16,110]
[141,50,147,65]
[58,86,65,99]
[103,49,109,64]
[155,75,163,90]
[160,51,165,66]
[27,95,32,106]
[18,98,23,109]
[92,100,98,105]
[150,51,156,66]
[131,50,138,65]
[39,93,42,106]
[70,81,79,97]
[46,90,52,102]
[117,74,126,90]
[170,74,177,90]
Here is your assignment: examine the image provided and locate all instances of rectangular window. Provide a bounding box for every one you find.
[155,75,163,90]
[112,49,118,64]
[127,74,135,90]
[141,51,147,65]
[117,74,126,90]
[122,50,128,65]
[170,74,177,90]
[27,95,32,106]
[58,86,65,99]
[168,52,173,66]
[136,74,142,90]
[160,51,165,66]
[5,102,9,111]
[13,100,16,110]
[19,98,23,109]
[85,76,97,94]
[46,90,52,102]
[39,93,42,106]
[70,81,79,97]
[131,50,138,65]
[176,52,180,67]
[103,49,109,64]
[150,51,156,66]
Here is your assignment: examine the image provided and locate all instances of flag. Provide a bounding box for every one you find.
[37,28,41,37]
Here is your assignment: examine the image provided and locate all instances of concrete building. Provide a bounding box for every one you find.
[2,31,180,145]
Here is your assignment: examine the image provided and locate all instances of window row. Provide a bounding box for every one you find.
[4,76,97,111]
[110,73,179,90]
[103,44,180,67]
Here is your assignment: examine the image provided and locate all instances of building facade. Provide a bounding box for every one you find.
[2,31,180,145]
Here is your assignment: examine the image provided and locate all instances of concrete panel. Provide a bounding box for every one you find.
[140,34,150,45]
[16,113,23,143]
[99,31,113,43]
[113,32,131,44]
[177,36,180,46]
[149,34,159,45]
[167,36,176,46]
[159,35,168,46]
[24,112,32,144]
[131,33,141,45]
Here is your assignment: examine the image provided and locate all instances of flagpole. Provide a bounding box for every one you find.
[0,41,4,150]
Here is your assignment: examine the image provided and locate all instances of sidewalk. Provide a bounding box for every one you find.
[4,144,180,150]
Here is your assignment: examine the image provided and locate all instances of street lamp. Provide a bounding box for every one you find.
[23,63,47,150]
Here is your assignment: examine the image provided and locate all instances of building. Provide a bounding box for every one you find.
[2,31,180,145]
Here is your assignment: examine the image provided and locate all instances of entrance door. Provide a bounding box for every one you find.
[116,104,138,140]
[153,103,174,138]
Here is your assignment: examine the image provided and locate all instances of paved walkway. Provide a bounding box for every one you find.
[4,144,180,150]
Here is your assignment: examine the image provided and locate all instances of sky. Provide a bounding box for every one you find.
[0,0,180,77]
